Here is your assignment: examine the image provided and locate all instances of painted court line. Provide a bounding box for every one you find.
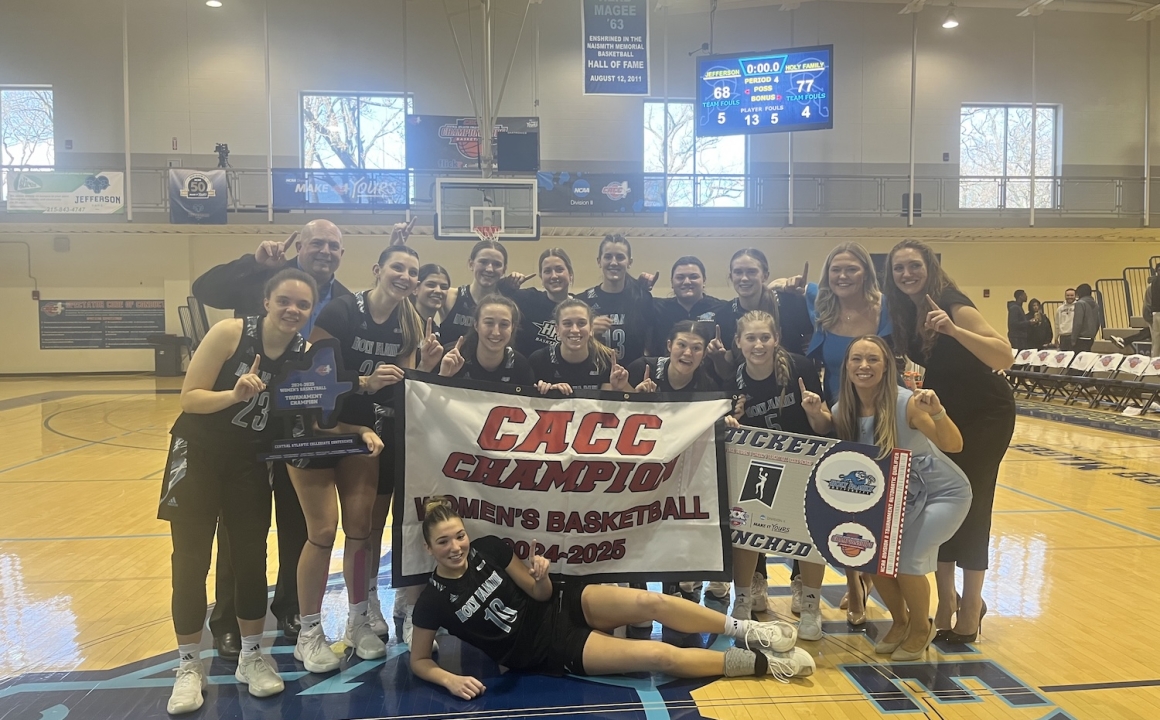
[999,484,1160,542]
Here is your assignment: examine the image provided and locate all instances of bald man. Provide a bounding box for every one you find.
[191,220,353,654]
[193,219,351,337]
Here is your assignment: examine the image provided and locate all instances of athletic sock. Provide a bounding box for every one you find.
[802,585,822,614]
[723,616,746,639]
[177,643,200,669]
[239,634,262,660]
[735,587,752,607]
[349,600,369,624]
[752,649,769,676]
[300,613,322,633]
[368,584,379,605]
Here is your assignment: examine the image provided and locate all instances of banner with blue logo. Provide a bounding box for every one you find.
[725,428,909,577]
[271,169,408,210]
[537,171,663,213]
[168,169,228,224]
[583,0,649,95]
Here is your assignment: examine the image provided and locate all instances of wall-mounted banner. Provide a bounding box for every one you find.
[583,0,649,95]
[38,299,164,349]
[393,375,733,586]
[271,169,409,210]
[537,171,663,213]
[724,427,910,577]
[168,169,228,224]
[406,116,539,170]
[5,172,125,214]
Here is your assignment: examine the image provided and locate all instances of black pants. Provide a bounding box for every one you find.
[1073,338,1094,353]
[208,462,306,635]
[1059,335,1073,352]
[171,512,271,637]
[938,406,1017,571]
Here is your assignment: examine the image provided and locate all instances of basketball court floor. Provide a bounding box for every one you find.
[1,374,1158,720]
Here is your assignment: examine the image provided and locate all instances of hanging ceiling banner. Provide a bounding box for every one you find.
[583,0,649,96]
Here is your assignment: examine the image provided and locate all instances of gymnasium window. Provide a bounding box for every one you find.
[644,100,747,208]
[0,87,54,201]
[959,104,1058,210]
[300,93,411,170]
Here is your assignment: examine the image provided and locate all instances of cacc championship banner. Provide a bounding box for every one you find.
[725,427,910,577]
[393,375,733,585]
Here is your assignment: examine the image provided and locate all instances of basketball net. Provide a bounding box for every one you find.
[473,226,501,243]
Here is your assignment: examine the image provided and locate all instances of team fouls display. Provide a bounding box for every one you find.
[725,428,909,577]
[393,374,734,585]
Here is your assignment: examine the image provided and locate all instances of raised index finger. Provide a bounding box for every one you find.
[715,324,722,342]
[798,376,807,394]
[799,261,809,286]
[925,294,940,312]
[426,317,433,335]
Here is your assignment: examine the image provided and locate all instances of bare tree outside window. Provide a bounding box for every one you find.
[1,88,54,168]
[644,100,746,208]
[301,93,410,169]
[960,104,1056,210]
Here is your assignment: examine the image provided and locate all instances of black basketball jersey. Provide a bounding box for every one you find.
[170,317,306,449]
[501,286,568,358]
[449,346,535,386]
[627,356,720,393]
[412,536,550,670]
[650,295,723,355]
[581,281,654,365]
[529,345,612,391]
[315,291,407,425]
[729,352,821,433]
[439,285,477,346]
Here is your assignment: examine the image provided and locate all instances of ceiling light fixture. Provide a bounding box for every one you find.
[206,0,222,7]
[942,5,959,28]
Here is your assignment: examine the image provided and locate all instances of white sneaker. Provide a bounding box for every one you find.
[750,572,769,612]
[234,653,284,697]
[760,646,816,682]
[730,596,752,623]
[743,619,798,653]
[706,581,731,601]
[345,617,387,660]
[797,608,823,641]
[790,577,803,616]
[367,598,389,637]
[402,604,438,652]
[294,625,341,673]
[166,664,206,715]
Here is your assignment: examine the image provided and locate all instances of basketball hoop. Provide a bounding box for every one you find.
[473,226,502,242]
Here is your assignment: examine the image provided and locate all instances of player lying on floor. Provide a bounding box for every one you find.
[408,497,815,699]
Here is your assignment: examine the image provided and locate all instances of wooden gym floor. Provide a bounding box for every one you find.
[1,374,1158,719]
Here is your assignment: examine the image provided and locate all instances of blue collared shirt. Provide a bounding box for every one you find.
[298,260,336,338]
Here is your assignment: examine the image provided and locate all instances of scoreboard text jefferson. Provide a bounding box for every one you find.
[696,45,834,137]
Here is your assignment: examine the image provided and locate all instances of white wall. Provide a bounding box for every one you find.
[0,0,1153,173]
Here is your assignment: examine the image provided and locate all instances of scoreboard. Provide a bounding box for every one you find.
[696,45,833,137]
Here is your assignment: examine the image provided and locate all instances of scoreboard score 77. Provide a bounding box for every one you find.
[696,45,834,137]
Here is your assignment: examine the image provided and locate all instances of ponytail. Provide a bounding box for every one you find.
[421,496,461,544]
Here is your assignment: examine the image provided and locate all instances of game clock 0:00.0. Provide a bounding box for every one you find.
[695,44,834,137]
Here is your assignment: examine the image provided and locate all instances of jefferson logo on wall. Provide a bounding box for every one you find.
[168,169,227,224]
[5,172,125,214]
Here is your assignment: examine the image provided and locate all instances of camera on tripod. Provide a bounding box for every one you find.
[214,143,230,168]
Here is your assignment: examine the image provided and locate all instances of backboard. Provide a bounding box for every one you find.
[434,177,539,241]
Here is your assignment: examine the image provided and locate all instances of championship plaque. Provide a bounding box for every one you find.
[260,338,369,461]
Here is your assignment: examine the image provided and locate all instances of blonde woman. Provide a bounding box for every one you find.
[808,335,972,660]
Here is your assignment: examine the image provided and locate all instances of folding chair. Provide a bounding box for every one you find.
[1020,350,1054,399]
[187,296,210,347]
[1099,354,1150,411]
[1006,348,1037,393]
[1119,357,1160,414]
[1039,350,1076,403]
[1057,351,1100,405]
[1076,353,1124,407]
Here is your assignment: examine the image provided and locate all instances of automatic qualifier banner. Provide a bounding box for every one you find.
[5,172,124,214]
[583,0,649,95]
[725,427,909,577]
[393,375,732,585]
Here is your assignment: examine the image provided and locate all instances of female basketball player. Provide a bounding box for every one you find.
[581,234,658,365]
[412,263,452,331]
[439,294,535,385]
[728,310,831,641]
[409,498,815,699]
[615,320,719,394]
[439,240,508,346]
[884,239,1015,644]
[160,269,381,713]
[496,248,575,358]
[814,335,972,660]
[529,299,616,394]
[806,242,892,625]
[289,246,424,672]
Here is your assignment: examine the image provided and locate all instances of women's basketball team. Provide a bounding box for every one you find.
[159,233,1015,712]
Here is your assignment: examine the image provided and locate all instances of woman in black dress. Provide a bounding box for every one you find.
[884,239,1015,643]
